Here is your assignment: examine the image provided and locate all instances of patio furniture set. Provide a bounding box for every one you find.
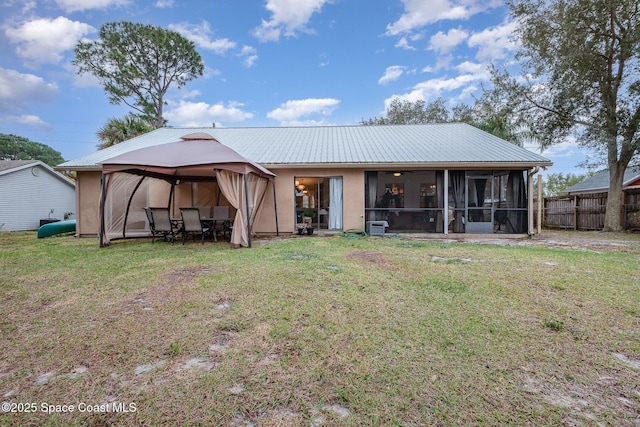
[144,206,233,245]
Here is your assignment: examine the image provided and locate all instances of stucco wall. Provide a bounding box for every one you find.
[254,167,365,234]
[74,168,367,237]
[76,171,102,237]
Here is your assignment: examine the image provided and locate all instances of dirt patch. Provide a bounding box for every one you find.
[521,371,639,425]
[347,250,396,271]
[157,265,214,287]
[406,230,640,253]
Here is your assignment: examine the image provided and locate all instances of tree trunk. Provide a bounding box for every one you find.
[603,165,625,231]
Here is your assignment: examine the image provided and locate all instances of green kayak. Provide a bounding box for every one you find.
[37,220,76,238]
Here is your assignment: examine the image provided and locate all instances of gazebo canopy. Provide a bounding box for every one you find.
[97,133,276,248]
[99,132,275,180]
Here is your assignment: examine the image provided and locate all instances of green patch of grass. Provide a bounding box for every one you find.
[544,318,565,332]
[1,231,639,425]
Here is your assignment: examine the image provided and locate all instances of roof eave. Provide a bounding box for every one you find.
[54,165,103,173]
[263,161,553,170]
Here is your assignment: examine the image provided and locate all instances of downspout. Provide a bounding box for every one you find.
[537,173,543,234]
[528,167,540,235]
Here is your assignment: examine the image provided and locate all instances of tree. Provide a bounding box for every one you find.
[96,114,154,149]
[489,0,640,231]
[538,172,596,197]
[361,98,451,125]
[0,133,64,166]
[361,98,534,146]
[73,21,204,128]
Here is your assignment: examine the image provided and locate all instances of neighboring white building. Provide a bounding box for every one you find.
[0,160,76,231]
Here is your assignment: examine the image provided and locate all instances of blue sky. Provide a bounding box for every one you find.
[0,0,591,175]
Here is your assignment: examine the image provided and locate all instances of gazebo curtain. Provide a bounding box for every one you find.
[329,177,343,230]
[101,173,171,244]
[216,170,270,248]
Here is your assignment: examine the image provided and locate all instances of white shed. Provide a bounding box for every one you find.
[0,160,76,231]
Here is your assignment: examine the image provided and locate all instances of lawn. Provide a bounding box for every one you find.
[0,231,639,426]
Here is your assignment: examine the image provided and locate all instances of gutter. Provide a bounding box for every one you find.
[263,161,554,170]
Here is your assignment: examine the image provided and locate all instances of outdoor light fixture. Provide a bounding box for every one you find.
[393,172,402,177]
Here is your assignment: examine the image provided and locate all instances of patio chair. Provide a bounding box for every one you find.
[212,206,231,241]
[149,207,180,244]
[180,207,211,244]
[197,206,211,219]
[144,207,155,230]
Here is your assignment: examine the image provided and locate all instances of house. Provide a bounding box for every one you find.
[56,124,552,242]
[0,160,76,231]
[564,168,640,195]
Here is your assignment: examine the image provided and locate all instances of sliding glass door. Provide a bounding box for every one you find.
[294,176,343,230]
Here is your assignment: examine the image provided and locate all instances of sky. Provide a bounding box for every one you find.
[0,0,592,175]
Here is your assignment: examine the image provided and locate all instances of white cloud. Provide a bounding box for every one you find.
[169,22,236,55]
[54,0,129,12]
[0,114,50,129]
[155,0,174,7]
[386,0,471,35]
[5,17,95,65]
[164,100,253,127]
[395,37,416,51]
[428,27,469,54]
[253,0,331,42]
[239,46,258,68]
[0,68,58,108]
[0,68,57,128]
[455,61,488,76]
[19,1,37,13]
[378,66,406,85]
[267,98,340,125]
[468,21,517,62]
[384,71,486,109]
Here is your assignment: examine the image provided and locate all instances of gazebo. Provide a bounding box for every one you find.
[98,132,277,248]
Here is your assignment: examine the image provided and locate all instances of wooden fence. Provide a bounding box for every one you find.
[535,189,640,231]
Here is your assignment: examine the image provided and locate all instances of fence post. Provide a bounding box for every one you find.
[573,195,578,230]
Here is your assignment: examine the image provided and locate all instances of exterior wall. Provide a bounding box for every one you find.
[76,171,102,237]
[0,165,75,231]
[73,167,533,238]
[253,167,365,234]
[74,169,367,237]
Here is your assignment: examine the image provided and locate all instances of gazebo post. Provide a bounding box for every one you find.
[244,174,252,248]
[123,176,145,239]
[272,180,279,236]
[99,174,108,247]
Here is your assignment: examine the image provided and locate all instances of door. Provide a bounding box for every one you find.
[465,175,494,233]
[294,177,342,230]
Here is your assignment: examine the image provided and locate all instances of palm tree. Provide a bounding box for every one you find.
[96,114,153,149]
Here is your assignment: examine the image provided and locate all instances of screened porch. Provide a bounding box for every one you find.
[364,170,529,234]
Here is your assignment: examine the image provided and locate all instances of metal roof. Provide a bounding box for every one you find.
[57,123,552,170]
[565,167,640,194]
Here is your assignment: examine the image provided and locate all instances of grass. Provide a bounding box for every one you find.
[1,231,639,426]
